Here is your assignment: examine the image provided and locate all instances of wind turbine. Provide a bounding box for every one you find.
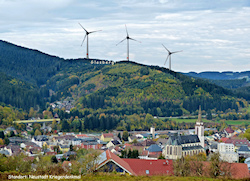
[79,23,101,59]
[116,25,141,61]
[162,44,182,71]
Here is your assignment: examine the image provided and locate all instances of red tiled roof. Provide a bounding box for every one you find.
[123,159,173,176]
[225,138,250,146]
[220,137,229,143]
[202,161,249,179]
[230,163,250,179]
[76,134,88,138]
[102,150,136,175]
[46,152,57,155]
[102,133,114,138]
[225,127,234,133]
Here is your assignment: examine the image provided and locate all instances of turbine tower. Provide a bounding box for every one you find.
[79,23,101,59]
[162,44,182,70]
[116,25,141,61]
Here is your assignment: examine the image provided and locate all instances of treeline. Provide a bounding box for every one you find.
[183,95,241,113]
[0,40,61,86]
[0,73,48,111]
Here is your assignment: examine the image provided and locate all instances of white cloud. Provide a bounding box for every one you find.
[0,0,250,72]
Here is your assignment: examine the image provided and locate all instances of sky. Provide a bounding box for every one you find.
[0,0,250,73]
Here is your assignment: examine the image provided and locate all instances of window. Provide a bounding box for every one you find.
[146,170,149,174]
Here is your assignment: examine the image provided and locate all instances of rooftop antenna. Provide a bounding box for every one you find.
[79,23,102,59]
[162,44,182,70]
[116,25,141,61]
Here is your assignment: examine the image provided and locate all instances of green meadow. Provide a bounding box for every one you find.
[168,117,250,126]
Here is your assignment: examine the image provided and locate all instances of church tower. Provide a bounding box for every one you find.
[195,106,205,148]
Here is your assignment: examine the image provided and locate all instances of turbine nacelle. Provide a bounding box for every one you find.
[162,44,182,70]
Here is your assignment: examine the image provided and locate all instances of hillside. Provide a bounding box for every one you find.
[0,40,248,119]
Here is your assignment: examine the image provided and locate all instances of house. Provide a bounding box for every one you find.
[80,137,105,150]
[218,143,238,163]
[96,149,136,175]
[139,144,162,159]
[100,133,114,142]
[59,144,70,153]
[224,137,250,151]
[4,145,21,156]
[238,145,250,158]
[225,127,234,138]
[128,136,138,143]
[95,150,173,176]
[32,135,48,147]
[4,127,17,135]
[75,134,88,138]
[106,140,122,148]
[156,138,169,149]
[123,143,145,155]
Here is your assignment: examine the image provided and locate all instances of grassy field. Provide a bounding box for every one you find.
[169,118,212,123]
[168,118,250,126]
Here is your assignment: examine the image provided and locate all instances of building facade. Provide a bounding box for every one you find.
[163,106,205,159]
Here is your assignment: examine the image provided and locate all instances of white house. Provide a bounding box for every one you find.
[218,143,238,163]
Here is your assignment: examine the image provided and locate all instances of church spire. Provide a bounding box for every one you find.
[198,105,202,123]
[195,105,204,148]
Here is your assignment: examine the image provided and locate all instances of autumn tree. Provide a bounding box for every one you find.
[173,157,190,176]
[34,129,42,136]
[122,131,129,141]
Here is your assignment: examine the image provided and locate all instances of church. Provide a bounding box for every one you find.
[163,106,205,159]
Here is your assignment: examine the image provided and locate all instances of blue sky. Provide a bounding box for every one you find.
[0,0,250,72]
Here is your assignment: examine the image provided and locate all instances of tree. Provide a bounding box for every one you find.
[0,131,4,139]
[34,129,42,136]
[187,153,207,176]
[209,152,221,178]
[206,109,212,120]
[173,157,190,176]
[243,128,250,141]
[61,119,70,131]
[70,144,74,151]
[4,137,9,145]
[0,138,4,145]
[9,131,15,137]
[122,131,129,141]
[51,156,58,163]
[158,153,165,159]
[117,132,121,140]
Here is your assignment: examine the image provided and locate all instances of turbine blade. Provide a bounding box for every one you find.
[89,30,102,34]
[116,38,126,46]
[78,23,88,33]
[129,37,141,43]
[172,50,183,54]
[162,44,170,53]
[81,34,87,46]
[125,24,129,37]
[164,55,170,65]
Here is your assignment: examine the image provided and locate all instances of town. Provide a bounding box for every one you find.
[0,106,250,180]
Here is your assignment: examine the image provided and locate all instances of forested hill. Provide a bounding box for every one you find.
[0,40,248,116]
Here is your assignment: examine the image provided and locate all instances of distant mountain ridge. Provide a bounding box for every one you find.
[184,71,250,81]
[183,71,250,89]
